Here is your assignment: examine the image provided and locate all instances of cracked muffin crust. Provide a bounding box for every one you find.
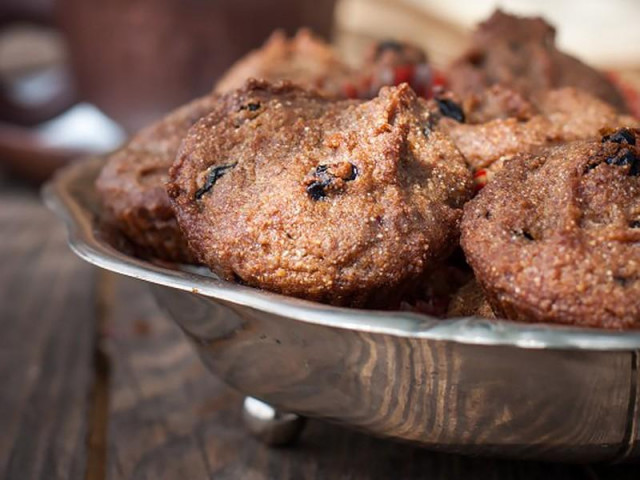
[168,80,473,306]
[461,128,640,328]
[96,94,218,263]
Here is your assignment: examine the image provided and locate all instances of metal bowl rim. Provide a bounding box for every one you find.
[42,157,640,351]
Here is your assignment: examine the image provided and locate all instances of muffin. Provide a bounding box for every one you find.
[459,84,537,124]
[168,80,474,306]
[215,29,437,101]
[460,128,640,329]
[439,87,638,179]
[214,29,354,97]
[447,10,628,112]
[96,94,218,262]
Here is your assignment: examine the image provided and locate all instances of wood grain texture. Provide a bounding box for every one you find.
[0,192,97,480]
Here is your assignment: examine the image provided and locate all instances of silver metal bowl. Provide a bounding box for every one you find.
[43,158,640,463]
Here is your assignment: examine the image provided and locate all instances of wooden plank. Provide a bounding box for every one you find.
[104,275,615,480]
[0,192,97,480]
[104,274,218,480]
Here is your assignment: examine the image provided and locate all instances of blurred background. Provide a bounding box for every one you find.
[0,0,639,184]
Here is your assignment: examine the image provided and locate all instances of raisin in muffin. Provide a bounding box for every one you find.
[96,94,217,262]
[168,80,473,306]
[461,128,640,329]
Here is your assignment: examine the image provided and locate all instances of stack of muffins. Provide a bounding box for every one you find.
[96,11,640,329]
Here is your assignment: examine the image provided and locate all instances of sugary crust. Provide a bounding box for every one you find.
[461,130,640,328]
[168,80,473,306]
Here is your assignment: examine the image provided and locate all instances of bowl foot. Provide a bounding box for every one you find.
[242,397,306,446]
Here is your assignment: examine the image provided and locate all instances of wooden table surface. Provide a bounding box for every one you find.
[2,173,640,480]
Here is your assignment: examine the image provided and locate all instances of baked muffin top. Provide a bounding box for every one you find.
[447,10,628,112]
[168,80,473,306]
[461,128,640,328]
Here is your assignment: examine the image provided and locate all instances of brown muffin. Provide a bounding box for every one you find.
[461,128,640,329]
[214,29,354,97]
[96,94,218,263]
[447,10,628,112]
[214,30,437,101]
[441,87,638,173]
[460,85,537,124]
[168,80,473,306]
[447,279,495,319]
